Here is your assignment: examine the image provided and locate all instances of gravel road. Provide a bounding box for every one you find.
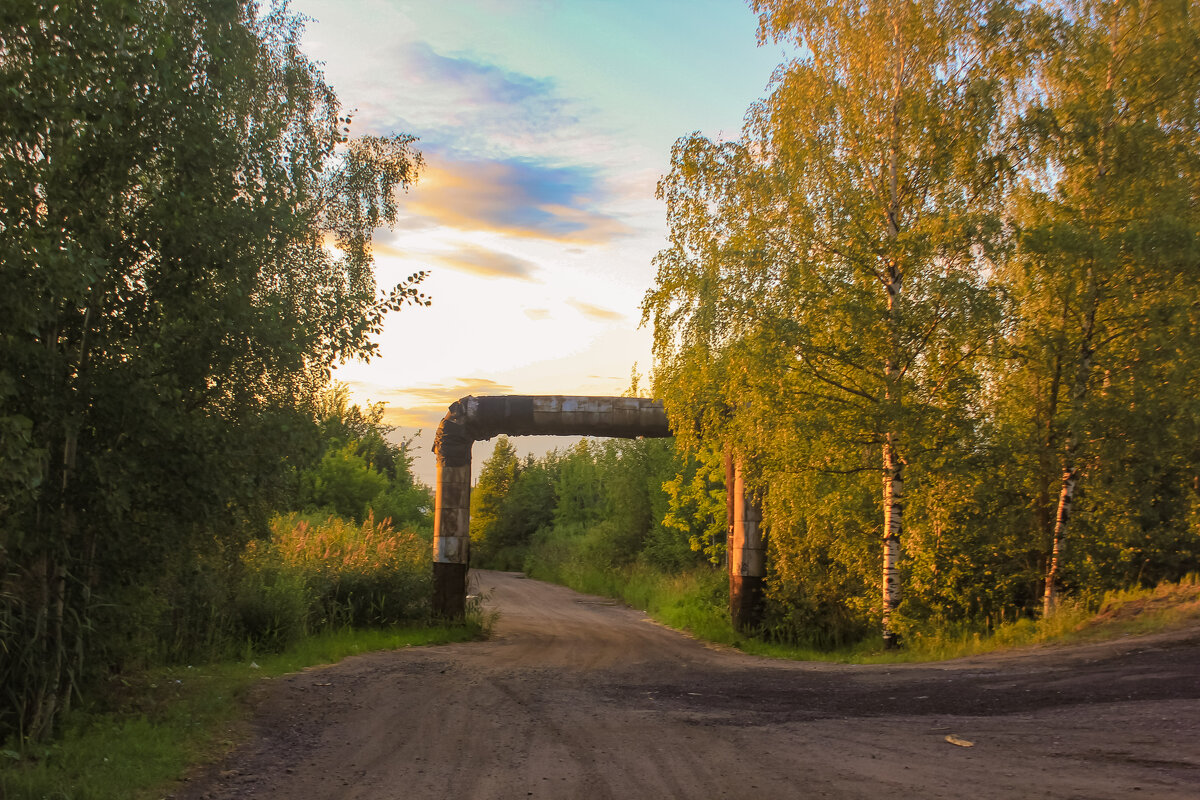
[178,569,1200,799]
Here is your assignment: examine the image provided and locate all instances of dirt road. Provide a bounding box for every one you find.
[179,570,1200,799]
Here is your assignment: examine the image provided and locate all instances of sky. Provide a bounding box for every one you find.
[292,0,789,484]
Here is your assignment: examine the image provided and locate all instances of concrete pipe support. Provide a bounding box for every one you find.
[728,460,766,632]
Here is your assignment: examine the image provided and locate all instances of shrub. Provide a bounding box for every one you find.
[235,549,311,653]
[298,444,389,521]
[237,513,431,648]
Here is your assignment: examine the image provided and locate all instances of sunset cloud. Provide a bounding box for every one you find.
[568,298,625,322]
[432,244,539,280]
[361,378,516,429]
[398,155,633,243]
[343,40,584,161]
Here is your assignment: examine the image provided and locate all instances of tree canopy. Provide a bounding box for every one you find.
[0,0,427,741]
[644,0,1200,645]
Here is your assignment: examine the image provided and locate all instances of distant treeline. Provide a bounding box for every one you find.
[469,435,719,576]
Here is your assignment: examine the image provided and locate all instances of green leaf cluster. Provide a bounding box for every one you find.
[0,1,427,742]
[296,384,431,527]
[470,437,715,577]
[643,0,1200,645]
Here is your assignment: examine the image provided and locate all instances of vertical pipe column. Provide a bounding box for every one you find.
[724,447,736,570]
[432,399,472,619]
[432,453,471,618]
[729,460,765,632]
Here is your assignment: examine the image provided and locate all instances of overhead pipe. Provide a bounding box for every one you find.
[431,396,671,617]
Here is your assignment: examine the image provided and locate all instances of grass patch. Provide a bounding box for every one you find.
[0,622,483,800]
[528,559,1200,665]
[526,559,743,647]
[744,574,1200,664]
[237,513,433,651]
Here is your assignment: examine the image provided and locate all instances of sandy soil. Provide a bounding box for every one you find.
[176,570,1200,799]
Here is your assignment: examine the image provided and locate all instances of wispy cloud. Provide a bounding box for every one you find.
[362,378,516,428]
[568,298,625,322]
[363,42,580,158]
[524,308,551,320]
[381,407,444,429]
[399,155,633,243]
[404,42,563,113]
[432,244,539,280]
[326,40,638,244]
[394,378,514,404]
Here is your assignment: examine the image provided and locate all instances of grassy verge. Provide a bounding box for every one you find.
[526,560,744,647]
[529,560,1200,665]
[0,623,483,800]
[836,573,1200,664]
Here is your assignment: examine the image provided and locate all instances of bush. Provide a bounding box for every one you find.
[235,552,311,653]
[298,444,390,521]
[238,513,431,647]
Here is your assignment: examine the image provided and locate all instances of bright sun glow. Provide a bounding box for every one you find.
[295,0,789,482]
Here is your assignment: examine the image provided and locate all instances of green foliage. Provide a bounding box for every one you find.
[553,441,604,528]
[239,513,432,648]
[297,384,433,527]
[468,437,691,574]
[0,1,427,742]
[647,0,1020,645]
[470,437,522,564]
[474,451,559,570]
[235,553,312,655]
[0,624,482,800]
[471,436,714,580]
[597,439,676,564]
[661,442,727,565]
[370,481,434,531]
[524,552,738,647]
[998,0,1200,611]
[640,0,1200,648]
[299,443,390,521]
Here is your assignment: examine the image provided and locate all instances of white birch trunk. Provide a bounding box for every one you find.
[1044,271,1098,617]
[882,433,904,648]
[879,9,906,649]
[1043,463,1076,616]
[881,257,904,648]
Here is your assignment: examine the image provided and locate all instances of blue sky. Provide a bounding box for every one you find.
[293,0,788,482]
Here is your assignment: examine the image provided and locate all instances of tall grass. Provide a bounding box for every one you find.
[236,513,432,651]
[523,524,740,646]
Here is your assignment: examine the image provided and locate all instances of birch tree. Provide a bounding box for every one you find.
[647,0,1021,646]
[469,437,522,561]
[1004,0,1200,614]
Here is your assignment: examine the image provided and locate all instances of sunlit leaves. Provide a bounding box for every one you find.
[1002,0,1200,606]
[646,0,1200,640]
[646,0,1017,640]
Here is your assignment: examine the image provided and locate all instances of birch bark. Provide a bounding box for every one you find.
[880,8,906,647]
[1044,275,1098,616]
